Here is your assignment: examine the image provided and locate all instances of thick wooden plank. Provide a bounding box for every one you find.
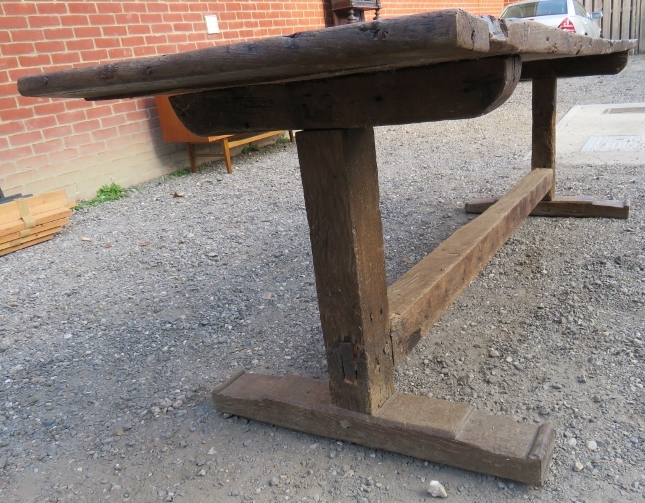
[0,206,72,239]
[212,372,555,485]
[465,196,629,219]
[532,78,557,201]
[612,0,622,40]
[297,128,394,414]
[0,235,54,258]
[388,169,553,362]
[169,56,520,135]
[17,10,492,100]
[0,190,69,226]
[520,51,629,79]
[17,10,635,101]
[0,219,67,251]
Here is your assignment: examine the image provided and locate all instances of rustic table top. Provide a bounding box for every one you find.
[18,9,635,101]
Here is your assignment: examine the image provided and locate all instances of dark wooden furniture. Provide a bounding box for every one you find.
[18,10,635,485]
[331,0,381,24]
[155,95,292,174]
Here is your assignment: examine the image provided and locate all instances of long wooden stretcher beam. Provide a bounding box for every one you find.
[388,168,554,363]
[213,372,555,486]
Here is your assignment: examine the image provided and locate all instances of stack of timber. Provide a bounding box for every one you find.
[0,190,73,257]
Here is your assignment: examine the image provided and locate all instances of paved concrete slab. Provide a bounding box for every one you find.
[556,102,645,166]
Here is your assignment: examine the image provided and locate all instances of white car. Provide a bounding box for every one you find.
[500,0,603,38]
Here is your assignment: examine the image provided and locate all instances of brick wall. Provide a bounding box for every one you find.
[1,1,502,202]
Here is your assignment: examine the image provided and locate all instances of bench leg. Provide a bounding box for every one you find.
[296,128,394,414]
[532,78,557,200]
[288,130,295,143]
[466,76,629,219]
[186,143,197,173]
[220,138,232,174]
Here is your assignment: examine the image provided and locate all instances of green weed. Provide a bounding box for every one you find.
[74,183,128,210]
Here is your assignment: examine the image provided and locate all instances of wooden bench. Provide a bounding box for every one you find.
[19,10,635,485]
[155,95,292,174]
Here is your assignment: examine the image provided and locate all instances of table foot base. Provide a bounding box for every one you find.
[465,196,629,219]
[212,372,555,485]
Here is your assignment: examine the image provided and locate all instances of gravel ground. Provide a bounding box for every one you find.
[1,55,644,503]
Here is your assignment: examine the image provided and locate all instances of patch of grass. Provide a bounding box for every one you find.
[276,136,292,144]
[242,143,260,154]
[73,183,128,210]
[169,168,191,177]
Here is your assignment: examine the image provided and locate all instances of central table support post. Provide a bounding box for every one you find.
[296,128,394,415]
[531,78,557,201]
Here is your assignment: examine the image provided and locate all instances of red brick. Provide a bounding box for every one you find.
[91,127,119,141]
[0,96,17,111]
[79,141,107,156]
[0,120,24,136]
[68,3,97,14]
[51,52,81,65]
[35,41,66,53]
[111,101,138,114]
[140,13,163,23]
[25,115,58,131]
[95,38,122,49]
[2,42,35,56]
[102,26,128,37]
[48,147,79,163]
[85,105,114,119]
[74,26,103,38]
[44,27,75,40]
[115,13,140,24]
[79,47,108,61]
[72,119,101,134]
[4,2,38,15]
[97,3,123,14]
[36,3,68,15]
[9,130,43,147]
[88,14,116,25]
[33,138,64,155]
[147,3,170,12]
[19,52,53,68]
[0,145,33,162]
[108,48,134,59]
[66,39,94,51]
[144,34,168,45]
[101,114,127,128]
[16,153,49,171]
[42,124,73,139]
[122,3,148,13]
[163,13,184,23]
[29,15,62,28]
[33,101,66,116]
[64,132,93,147]
[0,31,9,43]
[61,14,90,27]
[64,100,93,112]
[121,35,146,47]
[150,24,174,34]
[133,46,157,57]
[0,106,34,121]
[172,22,193,32]
[183,13,204,22]
[128,24,151,35]
[168,33,188,44]
[57,109,87,124]
[1,16,29,29]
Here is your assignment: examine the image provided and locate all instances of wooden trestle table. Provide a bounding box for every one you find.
[19,10,636,485]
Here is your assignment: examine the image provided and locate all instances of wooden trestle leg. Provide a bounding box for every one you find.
[466,77,629,219]
[213,128,556,485]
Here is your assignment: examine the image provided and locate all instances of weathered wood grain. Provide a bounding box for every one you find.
[465,196,629,219]
[388,168,553,362]
[18,10,491,100]
[169,56,520,136]
[532,78,557,201]
[520,51,629,79]
[212,372,555,485]
[17,10,635,101]
[297,128,394,414]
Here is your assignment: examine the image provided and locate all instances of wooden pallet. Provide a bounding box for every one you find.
[0,190,73,256]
